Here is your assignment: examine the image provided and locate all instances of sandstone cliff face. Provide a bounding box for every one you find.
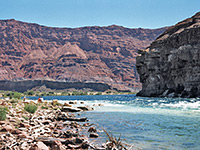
[136,12,200,97]
[0,19,166,91]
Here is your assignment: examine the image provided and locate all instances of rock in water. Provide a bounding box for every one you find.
[77,106,94,111]
[136,12,200,98]
[89,133,99,138]
[88,127,97,132]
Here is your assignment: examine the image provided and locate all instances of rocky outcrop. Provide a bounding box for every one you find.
[0,19,166,91]
[0,79,111,92]
[136,12,200,97]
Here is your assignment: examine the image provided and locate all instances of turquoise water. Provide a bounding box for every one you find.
[28,95,200,150]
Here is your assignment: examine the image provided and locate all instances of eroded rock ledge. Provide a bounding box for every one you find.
[136,12,200,98]
[0,79,111,92]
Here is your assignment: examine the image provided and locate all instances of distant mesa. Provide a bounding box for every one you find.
[136,12,200,97]
[0,19,166,92]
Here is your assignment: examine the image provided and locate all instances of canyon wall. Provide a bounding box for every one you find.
[0,19,166,91]
[136,12,200,97]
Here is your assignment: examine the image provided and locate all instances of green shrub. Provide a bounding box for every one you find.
[48,91,55,96]
[106,91,112,94]
[10,99,19,103]
[41,106,48,109]
[79,92,88,95]
[22,116,29,121]
[35,92,40,96]
[4,91,22,99]
[24,90,34,96]
[71,91,88,96]
[41,92,47,96]
[51,100,62,106]
[0,106,8,121]
[72,91,79,96]
[61,91,68,96]
[13,92,22,99]
[24,104,38,114]
[95,92,102,95]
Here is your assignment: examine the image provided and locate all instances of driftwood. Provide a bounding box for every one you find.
[102,128,142,150]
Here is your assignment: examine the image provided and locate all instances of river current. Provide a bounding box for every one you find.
[28,95,200,150]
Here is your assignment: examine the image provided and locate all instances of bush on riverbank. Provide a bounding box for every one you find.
[0,106,8,121]
[24,103,38,114]
[2,91,22,99]
[24,90,34,96]
[0,90,137,99]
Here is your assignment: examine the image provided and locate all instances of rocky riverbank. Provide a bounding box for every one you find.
[0,98,134,150]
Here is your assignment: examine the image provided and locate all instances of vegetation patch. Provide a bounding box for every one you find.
[0,106,8,121]
[2,91,23,99]
[24,103,38,114]
[41,106,49,109]
[10,99,19,103]
[22,115,29,121]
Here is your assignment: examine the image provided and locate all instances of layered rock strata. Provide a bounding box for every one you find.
[136,12,200,97]
[0,19,166,91]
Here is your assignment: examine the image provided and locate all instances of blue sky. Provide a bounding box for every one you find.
[0,0,199,29]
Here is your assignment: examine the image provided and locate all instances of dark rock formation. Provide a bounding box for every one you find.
[0,79,111,92]
[136,12,200,97]
[0,19,166,91]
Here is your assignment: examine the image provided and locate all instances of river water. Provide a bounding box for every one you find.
[28,95,200,150]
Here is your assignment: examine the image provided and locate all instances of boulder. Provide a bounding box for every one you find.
[36,137,66,145]
[29,141,49,150]
[63,103,72,107]
[93,103,104,106]
[66,117,87,122]
[11,129,21,134]
[20,142,30,150]
[69,101,77,104]
[77,106,94,111]
[61,106,82,112]
[19,122,30,128]
[52,140,66,150]
[89,133,99,138]
[18,131,29,138]
[88,127,97,132]
[83,123,91,127]
[67,144,82,149]
[0,121,6,125]
[1,125,13,132]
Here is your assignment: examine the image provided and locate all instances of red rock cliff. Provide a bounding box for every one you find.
[0,19,166,91]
